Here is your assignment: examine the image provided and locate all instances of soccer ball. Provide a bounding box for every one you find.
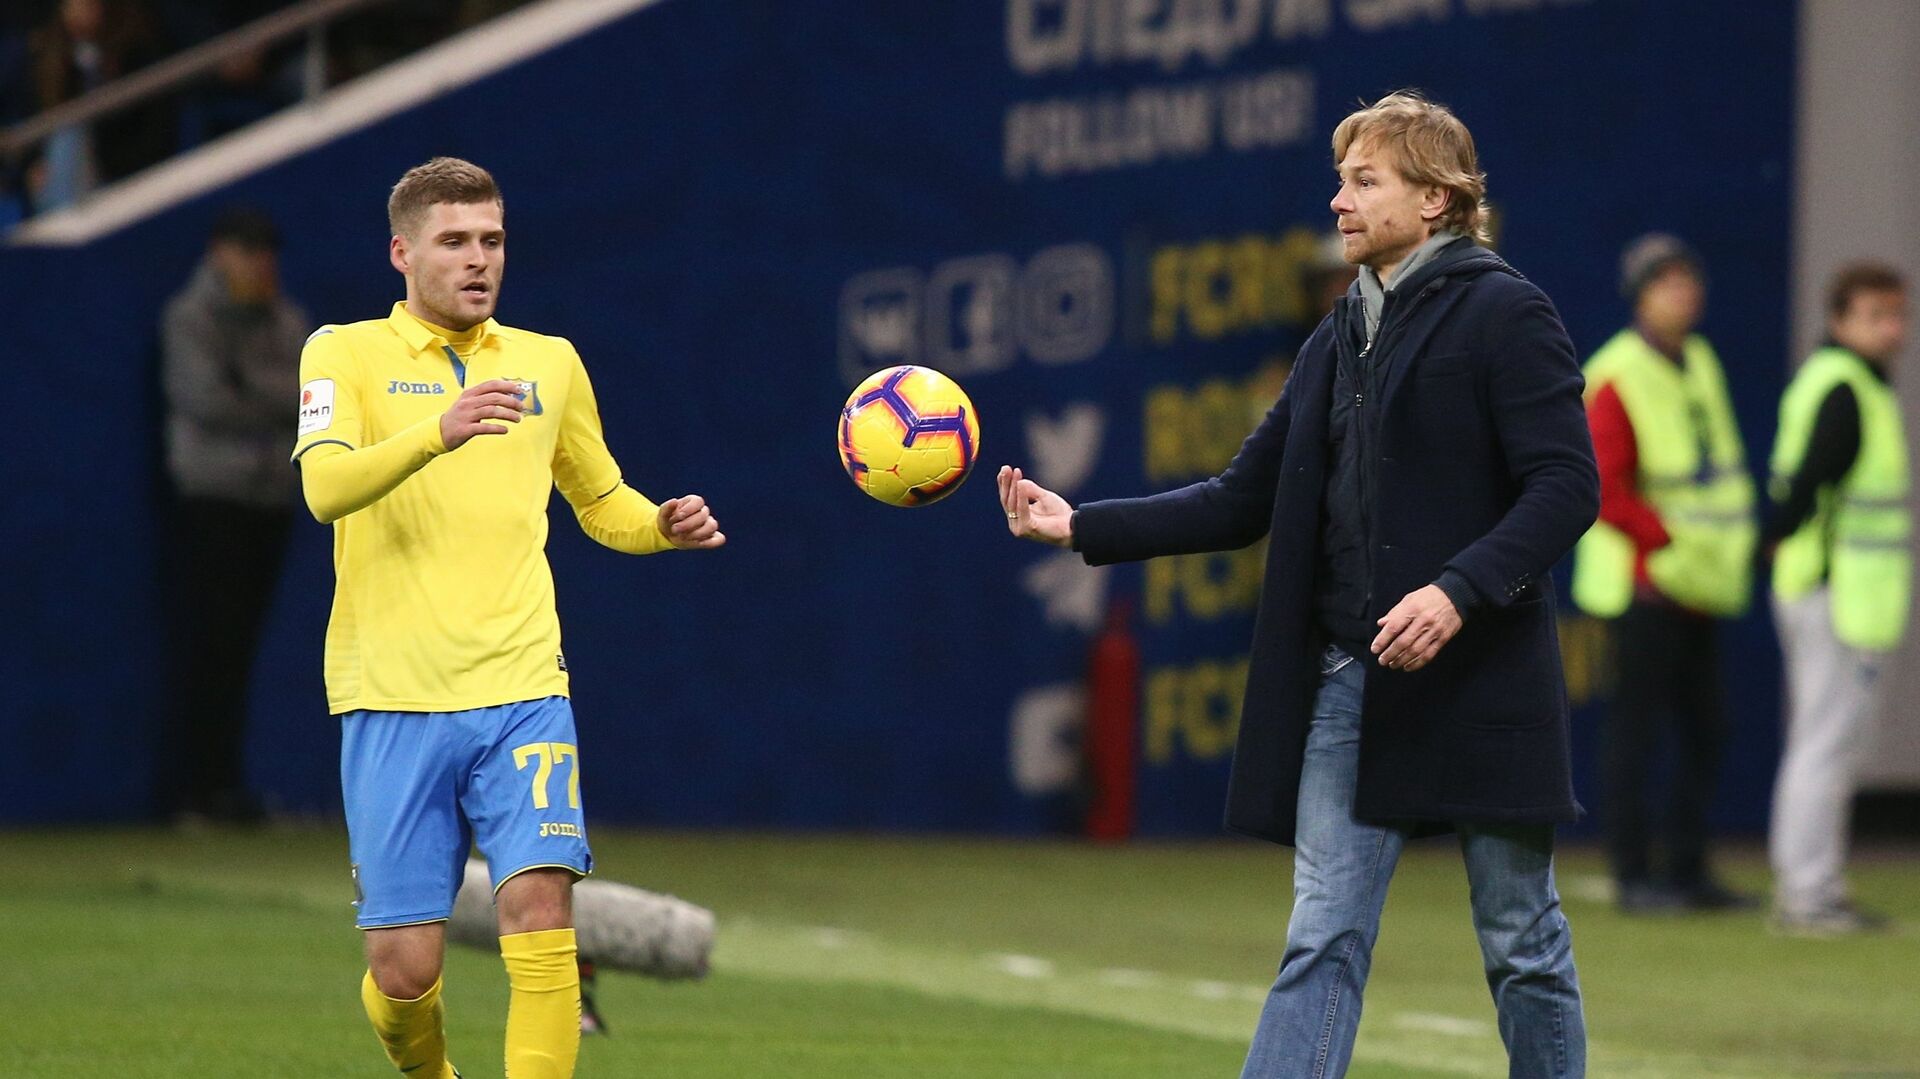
[838,365,981,506]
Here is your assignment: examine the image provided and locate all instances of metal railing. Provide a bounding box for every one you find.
[0,0,397,161]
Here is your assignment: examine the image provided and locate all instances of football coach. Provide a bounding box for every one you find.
[998,90,1598,1078]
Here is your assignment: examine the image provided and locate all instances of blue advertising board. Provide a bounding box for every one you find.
[3,0,1795,834]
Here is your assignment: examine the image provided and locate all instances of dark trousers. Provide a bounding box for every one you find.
[159,496,291,819]
[1603,600,1727,887]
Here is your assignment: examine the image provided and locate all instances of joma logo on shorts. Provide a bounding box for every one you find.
[387,380,447,395]
[539,822,582,838]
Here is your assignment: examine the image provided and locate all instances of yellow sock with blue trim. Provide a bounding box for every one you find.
[360,970,457,1079]
[500,928,580,1078]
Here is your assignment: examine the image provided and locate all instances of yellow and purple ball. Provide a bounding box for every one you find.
[838,365,981,506]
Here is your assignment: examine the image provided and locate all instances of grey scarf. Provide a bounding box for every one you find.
[1356,229,1466,344]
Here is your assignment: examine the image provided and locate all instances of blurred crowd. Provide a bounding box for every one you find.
[0,0,528,225]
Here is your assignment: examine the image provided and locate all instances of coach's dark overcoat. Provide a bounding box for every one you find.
[1075,246,1600,845]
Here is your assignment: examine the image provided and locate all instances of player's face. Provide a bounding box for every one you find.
[1330,140,1447,277]
[1831,287,1908,368]
[392,200,505,331]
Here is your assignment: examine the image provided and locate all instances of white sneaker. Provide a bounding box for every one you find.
[1771,902,1891,937]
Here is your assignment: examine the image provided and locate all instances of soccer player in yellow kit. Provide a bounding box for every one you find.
[292,157,724,1079]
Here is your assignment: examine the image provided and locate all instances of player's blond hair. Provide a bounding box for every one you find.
[388,157,503,238]
[1332,91,1490,243]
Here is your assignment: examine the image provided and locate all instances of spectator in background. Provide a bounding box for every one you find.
[1765,262,1910,935]
[6,0,534,221]
[1571,234,1759,913]
[152,0,290,45]
[180,42,297,146]
[329,0,465,84]
[157,0,305,148]
[27,0,173,208]
[158,206,307,824]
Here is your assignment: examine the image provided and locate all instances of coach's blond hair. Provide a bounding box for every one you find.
[1332,91,1489,243]
[387,157,503,238]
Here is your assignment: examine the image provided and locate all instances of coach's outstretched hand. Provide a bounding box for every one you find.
[998,466,1073,548]
[659,495,726,550]
[440,379,528,451]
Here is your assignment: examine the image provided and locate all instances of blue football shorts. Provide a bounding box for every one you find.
[340,695,593,929]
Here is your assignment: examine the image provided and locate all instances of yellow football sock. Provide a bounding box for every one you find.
[501,928,580,1079]
[360,970,457,1079]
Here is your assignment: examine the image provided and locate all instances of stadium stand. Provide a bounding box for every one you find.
[0,0,533,222]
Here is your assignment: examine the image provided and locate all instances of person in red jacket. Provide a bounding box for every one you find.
[1588,234,1756,913]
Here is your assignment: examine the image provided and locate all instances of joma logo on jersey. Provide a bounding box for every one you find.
[538,822,582,838]
[387,380,447,395]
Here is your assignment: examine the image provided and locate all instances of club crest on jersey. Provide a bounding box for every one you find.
[387,380,447,395]
[510,378,544,416]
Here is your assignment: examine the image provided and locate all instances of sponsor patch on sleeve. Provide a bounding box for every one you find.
[298,378,336,436]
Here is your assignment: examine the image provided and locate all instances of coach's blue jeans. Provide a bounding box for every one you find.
[1240,647,1585,1079]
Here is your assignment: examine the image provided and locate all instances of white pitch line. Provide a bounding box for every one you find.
[1186,979,1266,1003]
[1096,967,1164,989]
[997,955,1265,1004]
[807,927,868,949]
[1394,1012,1496,1038]
[1562,874,1615,904]
[1189,979,1236,1000]
[986,953,1057,979]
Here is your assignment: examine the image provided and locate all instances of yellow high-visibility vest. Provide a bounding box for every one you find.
[1571,330,1756,618]
[1770,347,1911,651]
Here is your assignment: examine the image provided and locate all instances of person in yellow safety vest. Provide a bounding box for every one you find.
[1571,233,1759,914]
[1763,262,1910,936]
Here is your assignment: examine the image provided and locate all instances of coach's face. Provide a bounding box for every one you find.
[1330,139,1448,279]
[391,200,505,331]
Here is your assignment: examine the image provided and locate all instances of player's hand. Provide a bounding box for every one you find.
[440,379,528,451]
[658,494,726,550]
[998,465,1073,548]
[1371,585,1463,672]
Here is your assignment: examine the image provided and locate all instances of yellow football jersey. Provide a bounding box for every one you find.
[292,302,671,714]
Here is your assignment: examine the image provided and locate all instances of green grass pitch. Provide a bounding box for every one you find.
[3,829,1916,1077]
